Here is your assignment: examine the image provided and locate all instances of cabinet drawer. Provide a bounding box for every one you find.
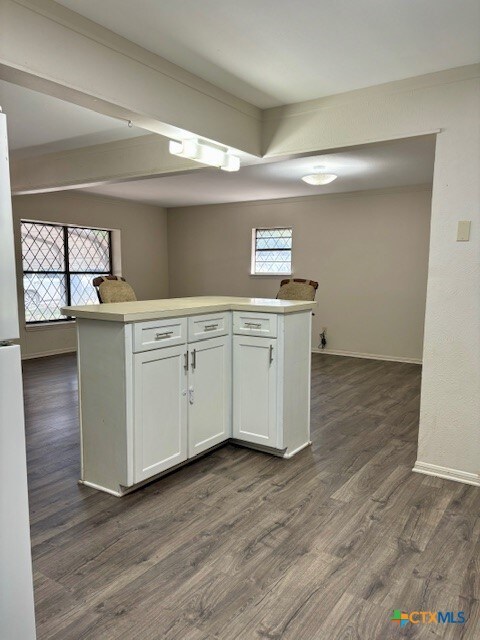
[133,318,187,352]
[188,312,231,342]
[233,312,277,338]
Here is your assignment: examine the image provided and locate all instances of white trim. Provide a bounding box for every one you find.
[230,438,287,458]
[21,347,76,360]
[21,218,117,233]
[312,348,422,365]
[413,461,480,487]
[9,0,260,121]
[78,480,124,497]
[77,323,84,482]
[249,273,292,278]
[251,226,293,276]
[81,441,228,496]
[283,441,312,459]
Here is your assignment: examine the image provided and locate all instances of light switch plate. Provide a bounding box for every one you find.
[457,221,471,242]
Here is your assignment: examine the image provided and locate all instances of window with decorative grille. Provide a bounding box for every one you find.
[21,221,112,324]
[251,227,292,275]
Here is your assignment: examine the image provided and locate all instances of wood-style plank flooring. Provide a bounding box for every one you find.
[23,353,480,639]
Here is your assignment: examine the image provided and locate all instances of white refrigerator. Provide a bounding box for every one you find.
[0,111,36,639]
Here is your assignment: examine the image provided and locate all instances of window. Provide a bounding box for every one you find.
[251,227,292,275]
[21,221,112,324]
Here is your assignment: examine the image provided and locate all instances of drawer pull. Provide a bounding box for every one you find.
[204,324,218,331]
[155,331,174,340]
[245,322,262,329]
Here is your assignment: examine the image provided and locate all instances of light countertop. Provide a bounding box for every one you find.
[62,296,316,323]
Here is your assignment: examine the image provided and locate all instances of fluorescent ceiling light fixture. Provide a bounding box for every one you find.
[301,165,337,185]
[169,138,240,172]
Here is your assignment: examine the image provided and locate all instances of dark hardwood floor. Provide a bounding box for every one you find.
[23,353,479,640]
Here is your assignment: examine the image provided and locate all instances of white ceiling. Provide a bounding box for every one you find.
[56,0,480,108]
[80,136,435,208]
[0,80,144,157]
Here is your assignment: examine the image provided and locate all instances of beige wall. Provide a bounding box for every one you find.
[168,186,432,362]
[13,191,168,358]
[14,186,431,362]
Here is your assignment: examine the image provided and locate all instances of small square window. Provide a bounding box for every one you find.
[251,227,292,275]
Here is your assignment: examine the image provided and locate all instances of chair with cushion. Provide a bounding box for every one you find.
[92,275,137,303]
[276,278,318,301]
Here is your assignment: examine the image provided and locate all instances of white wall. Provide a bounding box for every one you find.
[0,345,36,640]
[0,0,261,156]
[168,186,432,363]
[12,191,168,359]
[8,62,480,485]
[261,66,480,484]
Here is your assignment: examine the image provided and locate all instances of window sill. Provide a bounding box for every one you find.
[25,321,75,332]
[249,273,293,277]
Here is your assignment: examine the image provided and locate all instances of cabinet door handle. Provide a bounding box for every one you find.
[188,386,194,405]
[204,324,218,331]
[269,344,274,364]
[155,331,174,340]
[245,322,262,329]
[184,351,189,371]
[191,348,196,371]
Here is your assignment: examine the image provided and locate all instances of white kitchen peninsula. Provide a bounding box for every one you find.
[62,296,316,496]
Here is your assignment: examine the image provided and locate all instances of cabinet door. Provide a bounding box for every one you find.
[133,345,188,482]
[188,336,231,457]
[233,335,279,448]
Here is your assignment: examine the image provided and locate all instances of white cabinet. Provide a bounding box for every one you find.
[233,311,277,338]
[188,312,230,342]
[76,306,312,496]
[233,335,279,448]
[133,344,188,482]
[134,317,187,352]
[188,336,231,457]
[133,334,231,482]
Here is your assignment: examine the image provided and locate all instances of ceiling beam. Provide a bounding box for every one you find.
[10,134,205,194]
[0,0,262,157]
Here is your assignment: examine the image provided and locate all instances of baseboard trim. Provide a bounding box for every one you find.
[21,347,76,360]
[78,480,124,497]
[312,348,422,365]
[230,439,287,458]
[283,441,312,459]
[413,461,480,487]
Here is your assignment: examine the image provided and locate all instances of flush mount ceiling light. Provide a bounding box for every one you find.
[169,138,240,172]
[301,165,337,185]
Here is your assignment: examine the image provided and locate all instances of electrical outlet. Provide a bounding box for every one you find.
[319,327,328,350]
